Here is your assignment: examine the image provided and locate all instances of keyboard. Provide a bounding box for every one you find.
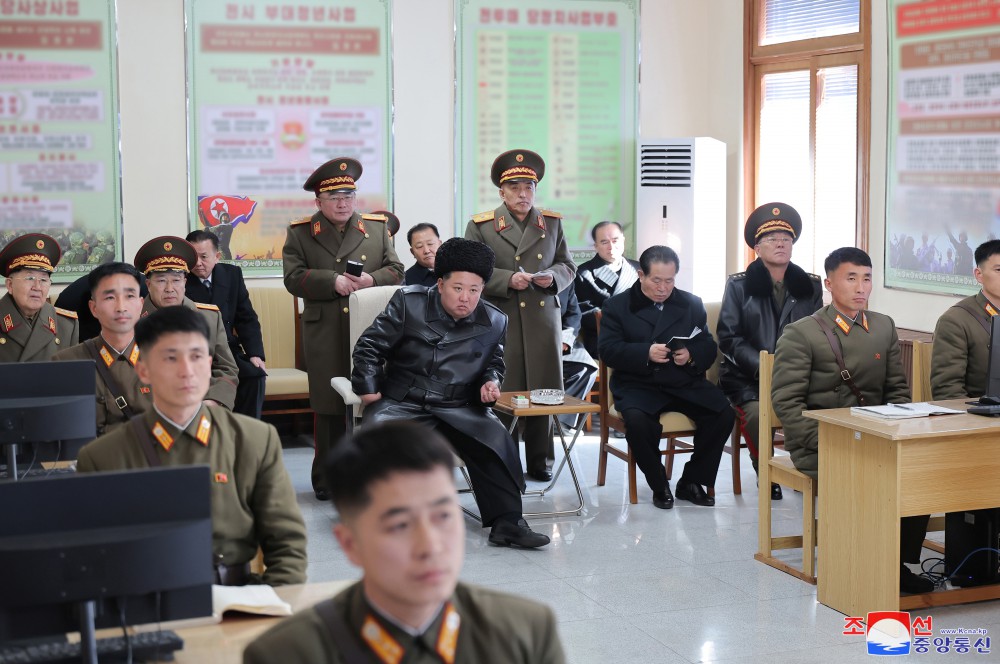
[967,404,1000,416]
[0,630,183,663]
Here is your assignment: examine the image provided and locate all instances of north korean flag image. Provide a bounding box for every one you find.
[867,611,911,655]
[197,195,258,227]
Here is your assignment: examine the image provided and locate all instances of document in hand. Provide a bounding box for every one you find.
[667,326,702,351]
[849,402,964,419]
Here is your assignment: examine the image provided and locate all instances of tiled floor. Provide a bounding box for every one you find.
[281,432,1000,663]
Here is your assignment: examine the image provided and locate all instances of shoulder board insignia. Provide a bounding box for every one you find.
[729,272,747,280]
[808,273,821,281]
[195,302,221,312]
[55,307,78,319]
[290,216,312,226]
[361,213,387,222]
[540,209,562,219]
[472,210,495,223]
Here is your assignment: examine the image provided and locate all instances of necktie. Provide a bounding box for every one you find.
[654,302,663,311]
[203,279,212,295]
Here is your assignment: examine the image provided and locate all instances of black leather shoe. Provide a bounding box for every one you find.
[313,488,330,501]
[771,483,783,500]
[675,480,715,506]
[900,565,934,594]
[488,518,550,548]
[526,468,553,482]
[652,487,674,510]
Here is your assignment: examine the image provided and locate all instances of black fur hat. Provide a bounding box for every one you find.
[434,238,495,282]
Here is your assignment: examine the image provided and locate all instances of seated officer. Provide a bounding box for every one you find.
[243,421,565,663]
[772,247,931,594]
[134,236,239,410]
[352,238,549,548]
[53,262,151,436]
[404,222,441,287]
[77,305,307,586]
[0,233,78,362]
[599,245,734,510]
[931,239,1000,399]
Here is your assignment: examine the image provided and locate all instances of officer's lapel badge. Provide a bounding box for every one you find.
[834,314,851,335]
[534,214,546,231]
[986,302,998,317]
[361,616,404,664]
[195,415,211,446]
[129,345,140,366]
[2,314,12,332]
[214,472,228,484]
[357,218,366,234]
[495,215,508,233]
[313,220,322,236]
[859,312,869,332]
[435,604,461,664]
[99,346,114,368]
[47,317,56,335]
[152,422,174,451]
[140,386,151,394]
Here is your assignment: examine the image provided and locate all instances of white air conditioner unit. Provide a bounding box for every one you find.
[636,137,726,301]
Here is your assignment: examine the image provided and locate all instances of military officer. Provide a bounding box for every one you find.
[243,421,565,663]
[283,157,404,501]
[772,247,931,594]
[53,262,150,436]
[465,149,576,481]
[0,233,78,362]
[77,305,307,586]
[134,236,239,410]
[931,239,1000,399]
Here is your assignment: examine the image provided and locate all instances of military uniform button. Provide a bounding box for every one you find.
[343,307,349,314]
[364,234,370,238]
[541,234,545,239]
[0,338,6,344]
[520,302,526,308]
[539,301,545,307]
[55,338,60,344]
[361,255,367,260]
[537,253,543,259]
[336,258,342,263]
[514,255,520,261]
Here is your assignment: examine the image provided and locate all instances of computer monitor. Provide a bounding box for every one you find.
[0,466,214,654]
[985,314,1000,400]
[0,359,96,477]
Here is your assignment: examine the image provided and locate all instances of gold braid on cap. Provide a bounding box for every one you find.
[143,256,190,274]
[755,219,796,241]
[499,166,538,184]
[318,176,357,193]
[7,254,54,273]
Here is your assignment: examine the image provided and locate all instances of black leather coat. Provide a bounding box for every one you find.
[717,258,823,405]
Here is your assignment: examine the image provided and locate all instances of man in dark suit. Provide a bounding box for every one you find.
[185,229,266,419]
[574,221,640,358]
[599,245,734,510]
[403,222,441,287]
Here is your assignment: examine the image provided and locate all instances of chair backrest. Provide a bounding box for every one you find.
[758,350,781,457]
[347,286,402,371]
[910,339,933,401]
[247,287,300,370]
[703,301,723,384]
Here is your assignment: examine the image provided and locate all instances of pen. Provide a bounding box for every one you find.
[892,403,915,411]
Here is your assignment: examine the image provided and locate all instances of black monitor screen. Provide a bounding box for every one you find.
[0,466,214,641]
[986,314,1000,400]
[0,359,95,446]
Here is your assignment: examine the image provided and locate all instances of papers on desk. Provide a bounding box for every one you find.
[212,584,293,619]
[850,402,964,419]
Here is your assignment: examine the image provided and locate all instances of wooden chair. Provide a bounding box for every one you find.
[595,301,743,504]
[754,350,817,584]
[910,339,946,553]
[248,287,311,421]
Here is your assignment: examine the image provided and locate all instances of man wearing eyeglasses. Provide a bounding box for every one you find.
[716,203,823,500]
[135,236,239,411]
[0,233,79,362]
[283,157,404,501]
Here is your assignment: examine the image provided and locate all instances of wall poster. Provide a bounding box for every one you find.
[186,0,393,276]
[0,0,123,280]
[886,0,1000,295]
[455,0,639,260]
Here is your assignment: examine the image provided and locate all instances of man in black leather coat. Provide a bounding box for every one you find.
[351,238,549,549]
[717,203,823,498]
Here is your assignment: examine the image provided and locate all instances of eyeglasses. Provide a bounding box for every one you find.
[317,193,356,203]
[150,275,185,286]
[11,275,51,286]
[758,236,792,246]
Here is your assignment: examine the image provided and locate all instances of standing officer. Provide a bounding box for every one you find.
[185,229,267,419]
[465,149,576,481]
[0,233,78,361]
[283,157,404,500]
[135,236,239,410]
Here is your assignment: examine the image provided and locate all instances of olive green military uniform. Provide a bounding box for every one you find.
[465,204,576,470]
[141,296,238,410]
[52,337,151,436]
[243,581,565,664]
[0,294,78,362]
[76,404,307,586]
[772,304,909,476]
[931,291,993,399]
[282,210,403,488]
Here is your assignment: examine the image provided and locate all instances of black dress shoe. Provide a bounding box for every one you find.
[652,488,674,510]
[675,480,715,506]
[488,518,550,548]
[771,483,783,500]
[313,488,330,501]
[526,468,553,482]
[900,565,934,594]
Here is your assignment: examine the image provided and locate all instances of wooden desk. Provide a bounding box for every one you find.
[493,392,599,517]
[805,401,1000,617]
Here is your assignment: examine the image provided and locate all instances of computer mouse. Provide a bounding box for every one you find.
[979,395,1000,405]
